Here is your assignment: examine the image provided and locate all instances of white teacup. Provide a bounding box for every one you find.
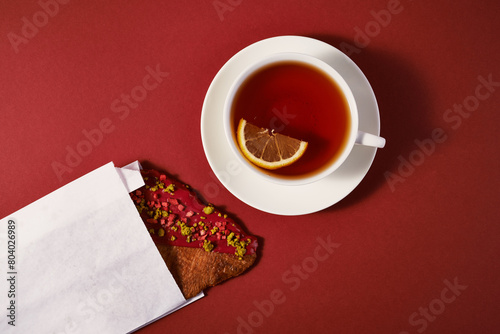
[223,52,385,186]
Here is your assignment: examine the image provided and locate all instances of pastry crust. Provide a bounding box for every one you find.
[157,244,257,299]
[131,168,258,299]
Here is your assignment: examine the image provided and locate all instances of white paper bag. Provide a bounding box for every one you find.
[0,162,201,333]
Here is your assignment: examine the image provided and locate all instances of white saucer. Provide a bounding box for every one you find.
[200,36,381,216]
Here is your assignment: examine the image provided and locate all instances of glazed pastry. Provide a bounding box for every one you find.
[130,169,258,299]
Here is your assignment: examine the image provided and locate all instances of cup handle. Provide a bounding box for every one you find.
[355,131,386,148]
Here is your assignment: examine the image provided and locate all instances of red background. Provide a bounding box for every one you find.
[1,1,499,333]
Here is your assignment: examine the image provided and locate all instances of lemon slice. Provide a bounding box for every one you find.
[236,118,308,170]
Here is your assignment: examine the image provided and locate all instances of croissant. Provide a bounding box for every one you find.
[131,169,258,299]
